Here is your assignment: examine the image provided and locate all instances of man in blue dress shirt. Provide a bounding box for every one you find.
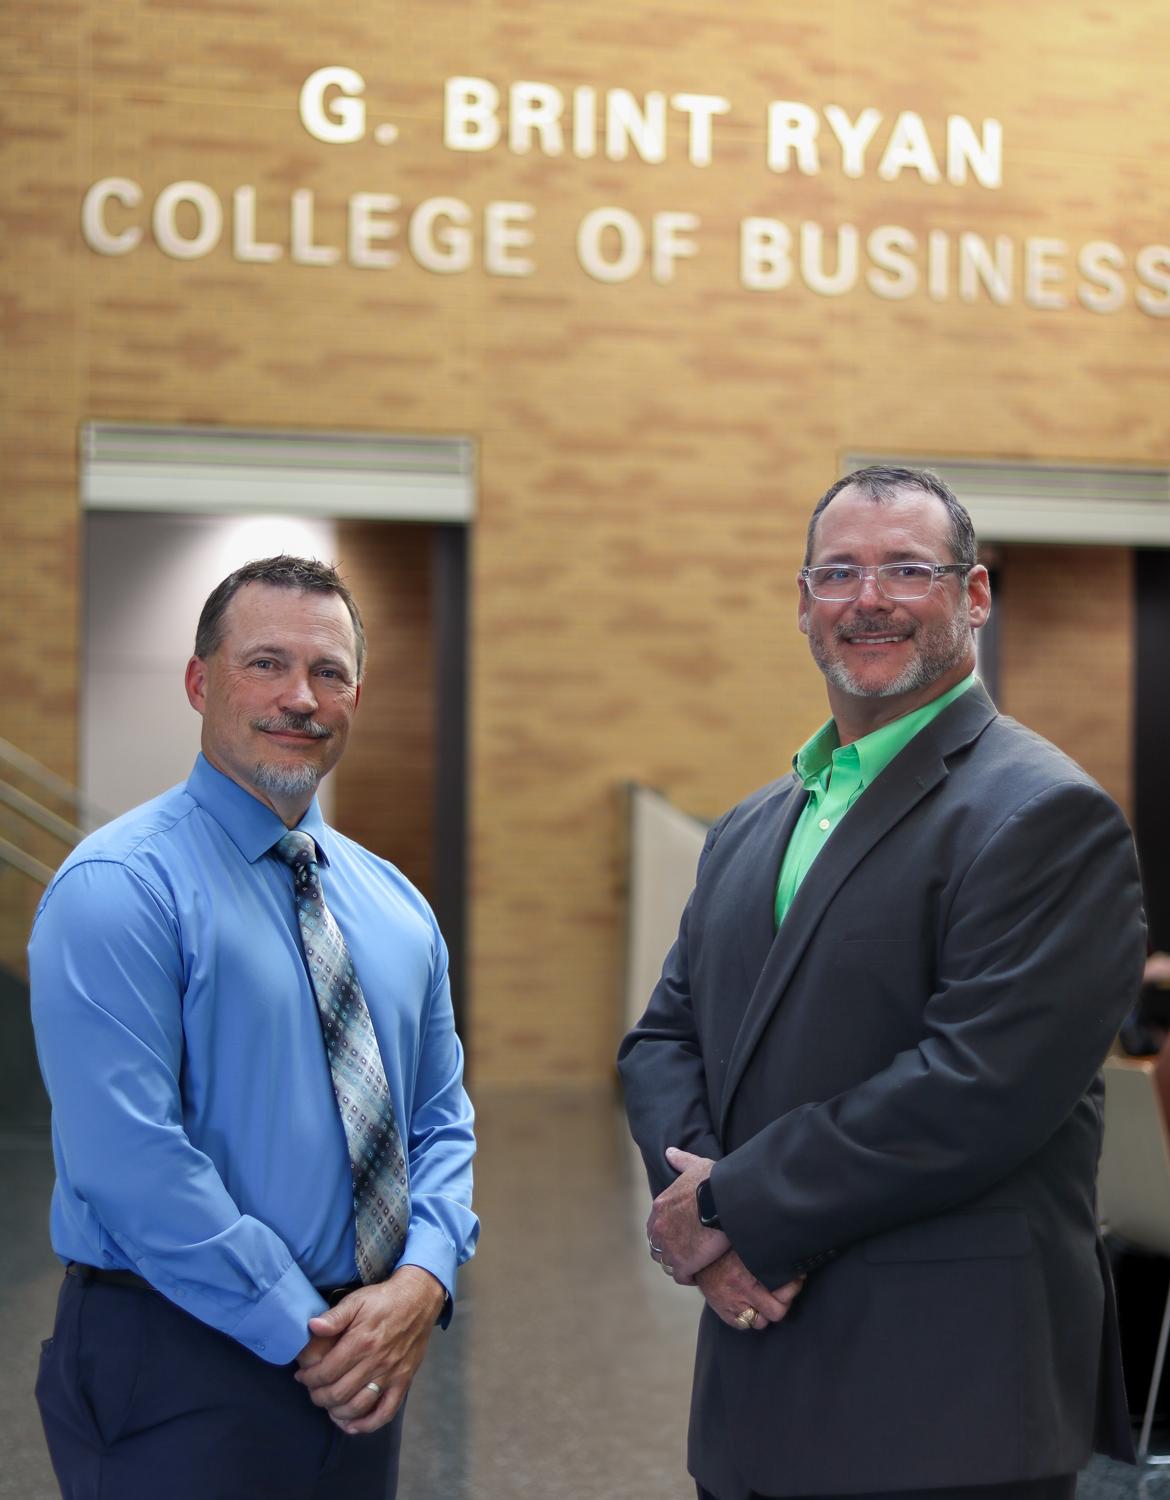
[30,555,477,1500]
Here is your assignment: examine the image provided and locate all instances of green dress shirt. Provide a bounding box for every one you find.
[774,674,976,927]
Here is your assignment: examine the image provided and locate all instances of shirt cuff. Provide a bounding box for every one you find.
[228,1259,328,1365]
[399,1219,461,1326]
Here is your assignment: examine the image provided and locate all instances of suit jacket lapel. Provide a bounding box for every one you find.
[717,683,999,1134]
[722,776,806,996]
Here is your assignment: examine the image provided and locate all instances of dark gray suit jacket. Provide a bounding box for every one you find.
[619,685,1146,1498]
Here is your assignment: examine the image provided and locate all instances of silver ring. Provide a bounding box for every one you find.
[662,1263,675,1276]
[648,1242,663,1255]
[365,1381,383,1396]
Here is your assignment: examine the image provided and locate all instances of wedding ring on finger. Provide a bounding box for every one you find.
[662,1262,675,1276]
[648,1242,663,1258]
[365,1381,383,1396]
[734,1306,758,1330]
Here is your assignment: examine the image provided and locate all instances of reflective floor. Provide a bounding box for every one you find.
[2,1087,1169,1499]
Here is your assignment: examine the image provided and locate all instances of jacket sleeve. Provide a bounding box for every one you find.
[618,819,727,1198]
[711,779,1146,1286]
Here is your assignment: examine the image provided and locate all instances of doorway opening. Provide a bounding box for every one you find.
[80,424,474,1034]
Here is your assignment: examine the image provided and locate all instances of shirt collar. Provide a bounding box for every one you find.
[793,718,843,791]
[792,672,978,794]
[185,753,332,865]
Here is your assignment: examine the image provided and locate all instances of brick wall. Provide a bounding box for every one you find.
[1,0,1161,1077]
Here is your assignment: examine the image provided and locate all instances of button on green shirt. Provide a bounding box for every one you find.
[774,674,977,927]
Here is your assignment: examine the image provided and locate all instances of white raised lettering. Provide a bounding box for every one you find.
[485,201,536,276]
[154,181,222,260]
[349,193,399,268]
[1024,237,1067,310]
[671,94,731,167]
[824,105,882,179]
[958,233,1012,304]
[740,218,793,290]
[572,87,597,159]
[300,67,366,144]
[800,222,859,296]
[1136,245,1170,317]
[606,90,667,164]
[409,197,473,273]
[877,112,941,183]
[767,102,819,175]
[652,211,700,284]
[946,116,1002,188]
[445,76,501,152]
[578,207,644,282]
[1076,241,1126,314]
[81,178,143,255]
[510,82,564,156]
[233,187,282,263]
[927,230,950,301]
[290,189,340,266]
[866,226,918,299]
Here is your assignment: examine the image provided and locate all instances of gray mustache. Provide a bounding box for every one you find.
[252,714,333,740]
[835,618,916,640]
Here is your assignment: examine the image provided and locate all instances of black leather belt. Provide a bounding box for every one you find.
[66,1262,153,1291]
[66,1262,363,1307]
[319,1281,362,1306]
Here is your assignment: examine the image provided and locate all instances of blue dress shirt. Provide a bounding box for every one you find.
[29,754,478,1366]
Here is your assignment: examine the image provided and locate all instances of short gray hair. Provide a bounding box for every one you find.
[194,555,366,680]
[804,465,978,569]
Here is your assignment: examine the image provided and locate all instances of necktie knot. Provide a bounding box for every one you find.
[274,830,317,869]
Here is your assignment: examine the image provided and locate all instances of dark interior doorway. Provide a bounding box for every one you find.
[333,521,469,1039]
[1135,548,1170,952]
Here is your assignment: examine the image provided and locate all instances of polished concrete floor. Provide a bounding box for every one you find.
[3,1087,1170,1499]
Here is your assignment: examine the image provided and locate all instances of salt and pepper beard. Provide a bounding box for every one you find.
[251,761,322,799]
[249,713,333,799]
[807,598,973,700]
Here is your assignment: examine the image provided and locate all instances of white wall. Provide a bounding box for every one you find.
[624,786,709,1034]
[82,513,338,818]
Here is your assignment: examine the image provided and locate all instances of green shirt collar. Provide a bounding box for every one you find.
[794,673,977,794]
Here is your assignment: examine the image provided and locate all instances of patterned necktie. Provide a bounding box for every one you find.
[274,829,409,1282]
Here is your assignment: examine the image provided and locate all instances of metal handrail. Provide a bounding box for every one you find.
[0,835,55,886]
[0,739,103,888]
[0,781,85,846]
[0,736,110,829]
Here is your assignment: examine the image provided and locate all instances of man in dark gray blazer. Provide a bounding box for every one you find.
[619,466,1146,1500]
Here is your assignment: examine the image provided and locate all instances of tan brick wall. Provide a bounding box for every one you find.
[1,0,1161,1076]
[996,546,1132,816]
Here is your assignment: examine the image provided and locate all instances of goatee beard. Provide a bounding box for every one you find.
[251,761,321,798]
[810,610,972,699]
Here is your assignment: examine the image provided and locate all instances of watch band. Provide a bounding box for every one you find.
[696,1176,722,1230]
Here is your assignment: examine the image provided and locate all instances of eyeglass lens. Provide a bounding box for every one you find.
[806,564,935,601]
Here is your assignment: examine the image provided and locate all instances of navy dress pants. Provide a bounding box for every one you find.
[36,1273,403,1500]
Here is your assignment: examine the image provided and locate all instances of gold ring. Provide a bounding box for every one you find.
[366,1381,383,1396]
[734,1306,758,1329]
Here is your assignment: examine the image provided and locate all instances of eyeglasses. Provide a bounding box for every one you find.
[800,562,972,602]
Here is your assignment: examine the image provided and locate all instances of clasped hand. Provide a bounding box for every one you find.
[646,1146,731,1281]
[295,1264,445,1434]
[648,1146,804,1332]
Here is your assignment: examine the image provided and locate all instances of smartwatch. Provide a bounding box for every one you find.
[696,1176,722,1230]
